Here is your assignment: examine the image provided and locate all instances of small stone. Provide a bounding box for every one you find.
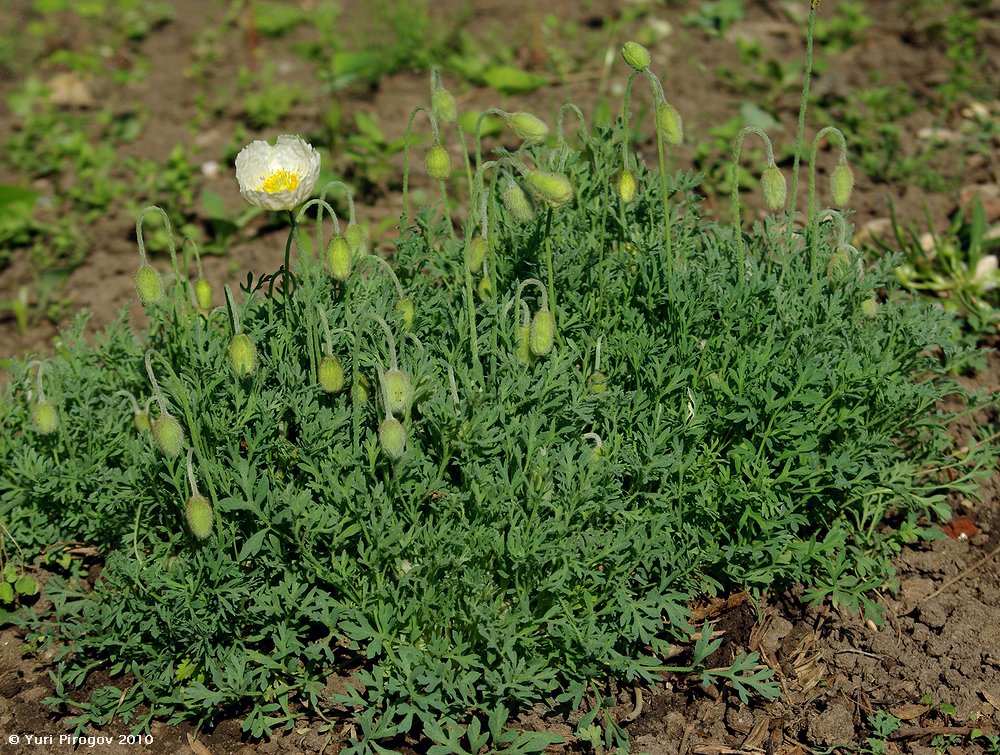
[806,703,856,747]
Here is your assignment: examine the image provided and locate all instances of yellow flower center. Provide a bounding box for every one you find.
[259,169,301,194]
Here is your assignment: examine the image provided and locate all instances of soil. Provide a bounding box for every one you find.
[1,0,999,753]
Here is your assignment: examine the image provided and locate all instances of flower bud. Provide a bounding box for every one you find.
[382,369,413,415]
[622,41,651,71]
[184,494,214,541]
[431,87,458,125]
[508,112,549,143]
[227,333,257,377]
[327,235,352,282]
[152,414,185,457]
[379,417,407,460]
[395,297,415,331]
[861,297,879,318]
[195,278,213,311]
[515,324,532,365]
[134,263,163,305]
[530,308,556,356]
[477,275,495,301]
[761,165,787,211]
[467,237,488,272]
[830,161,854,207]
[524,171,574,208]
[344,223,368,255]
[318,355,345,393]
[31,400,59,435]
[134,409,150,433]
[655,103,684,146]
[425,143,451,181]
[353,373,372,404]
[617,170,638,203]
[827,246,857,282]
[502,180,534,224]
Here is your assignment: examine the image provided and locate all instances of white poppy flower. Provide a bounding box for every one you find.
[234,135,321,211]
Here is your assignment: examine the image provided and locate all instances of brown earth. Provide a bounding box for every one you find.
[1,0,999,753]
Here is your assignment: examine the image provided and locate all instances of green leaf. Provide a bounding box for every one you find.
[0,582,13,604]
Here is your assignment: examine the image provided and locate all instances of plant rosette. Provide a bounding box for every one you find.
[234,135,321,211]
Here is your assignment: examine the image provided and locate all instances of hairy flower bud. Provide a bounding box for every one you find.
[761,165,787,211]
[195,278,213,311]
[184,494,214,541]
[353,373,372,405]
[327,235,352,282]
[477,275,495,301]
[617,170,638,203]
[318,355,345,393]
[134,409,150,433]
[344,223,368,255]
[425,143,451,181]
[31,400,59,435]
[831,161,854,207]
[382,369,413,415]
[621,41,651,71]
[524,171,574,208]
[508,112,549,142]
[861,297,879,318]
[467,237,488,273]
[134,263,163,305]
[152,414,185,458]
[431,88,458,125]
[395,297,415,331]
[379,417,407,460]
[227,333,257,377]
[502,180,534,224]
[530,308,556,356]
[655,103,684,146]
[515,324,532,365]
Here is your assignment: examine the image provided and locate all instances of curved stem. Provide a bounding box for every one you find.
[356,254,405,299]
[366,313,400,371]
[143,351,169,415]
[136,205,180,282]
[402,105,441,230]
[473,108,509,176]
[808,125,848,273]
[731,126,777,274]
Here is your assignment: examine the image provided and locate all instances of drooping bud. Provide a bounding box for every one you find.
[621,41,651,71]
[135,263,163,305]
[379,417,407,460]
[195,278,213,311]
[344,223,368,255]
[761,165,787,211]
[431,88,458,125]
[184,494,214,540]
[227,333,257,377]
[530,308,556,356]
[382,369,413,415]
[425,143,452,181]
[327,235,352,282]
[861,297,879,318]
[502,179,534,224]
[152,414,185,458]
[353,373,372,405]
[467,237,488,272]
[31,400,59,435]
[318,355,345,393]
[524,171,574,208]
[508,112,549,143]
[134,408,151,433]
[515,323,532,365]
[617,170,638,203]
[830,161,854,207]
[827,246,857,282]
[655,102,684,146]
[395,297,415,331]
[477,275,495,301]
